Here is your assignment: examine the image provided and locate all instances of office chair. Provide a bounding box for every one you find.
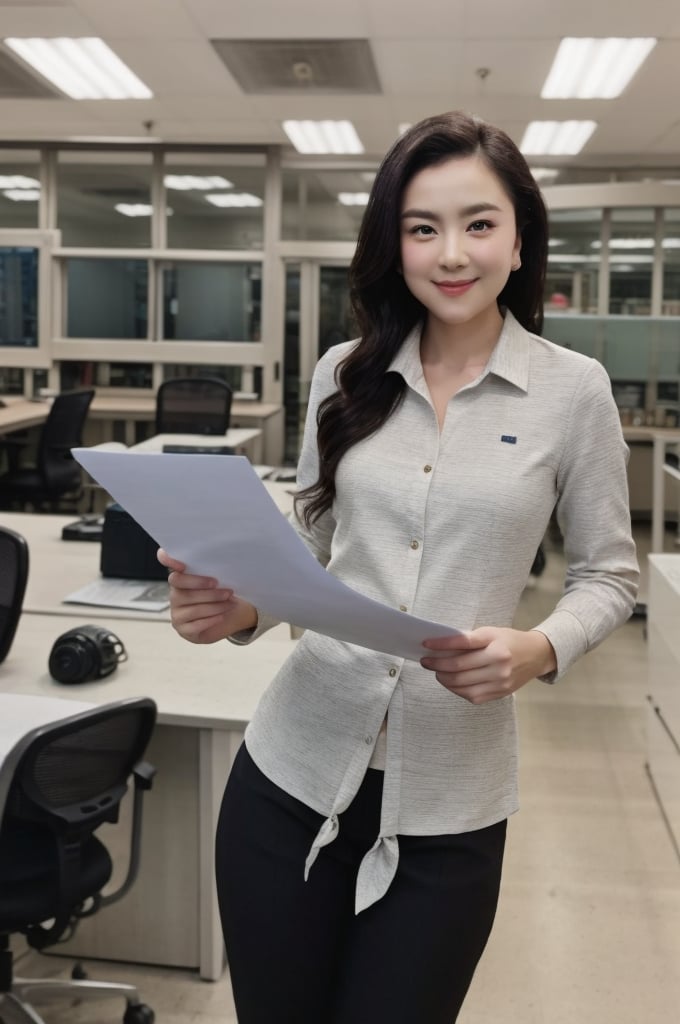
[0,526,29,665]
[0,697,157,1024]
[0,389,95,512]
[155,376,233,435]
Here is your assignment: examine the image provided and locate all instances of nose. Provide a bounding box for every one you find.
[439,231,469,269]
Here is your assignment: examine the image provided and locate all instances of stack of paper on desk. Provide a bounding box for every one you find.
[72,448,459,661]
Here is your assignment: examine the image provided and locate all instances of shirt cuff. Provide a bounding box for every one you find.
[530,609,589,683]
[228,609,280,646]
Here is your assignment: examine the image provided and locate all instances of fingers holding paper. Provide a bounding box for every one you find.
[157,548,258,644]
[420,627,556,704]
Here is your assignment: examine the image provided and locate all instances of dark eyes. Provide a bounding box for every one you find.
[406,220,494,237]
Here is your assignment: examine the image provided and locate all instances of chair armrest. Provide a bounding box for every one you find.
[99,760,156,908]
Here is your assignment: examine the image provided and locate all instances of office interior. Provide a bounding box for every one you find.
[0,2,680,1022]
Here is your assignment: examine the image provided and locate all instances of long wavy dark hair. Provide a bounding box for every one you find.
[298,110,549,525]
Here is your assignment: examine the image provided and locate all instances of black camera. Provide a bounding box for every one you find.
[48,624,127,685]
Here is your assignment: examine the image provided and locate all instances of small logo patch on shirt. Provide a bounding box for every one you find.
[500,434,517,444]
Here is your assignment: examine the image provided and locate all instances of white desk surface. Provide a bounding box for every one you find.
[0,394,281,425]
[89,394,282,422]
[0,397,49,433]
[0,482,296,620]
[2,612,297,732]
[129,429,261,454]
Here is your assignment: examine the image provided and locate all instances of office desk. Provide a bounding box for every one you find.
[0,397,48,434]
[89,395,284,465]
[2,607,298,980]
[0,394,285,465]
[128,429,262,462]
[0,481,296,620]
[621,427,680,552]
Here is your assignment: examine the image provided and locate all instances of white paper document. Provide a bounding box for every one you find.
[64,577,170,612]
[73,448,460,661]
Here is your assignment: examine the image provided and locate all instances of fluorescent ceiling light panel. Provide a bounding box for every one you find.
[592,237,680,249]
[0,175,40,189]
[164,175,233,191]
[282,120,364,154]
[530,167,559,182]
[3,189,40,201]
[205,192,262,207]
[541,37,656,99]
[338,192,370,206]
[115,204,153,217]
[520,120,596,155]
[4,37,152,99]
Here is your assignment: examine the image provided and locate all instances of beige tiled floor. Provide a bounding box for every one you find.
[4,524,680,1023]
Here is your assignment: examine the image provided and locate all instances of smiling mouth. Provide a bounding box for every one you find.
[434,279,477,294]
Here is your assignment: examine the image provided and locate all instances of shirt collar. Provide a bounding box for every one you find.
[387,308,532,395]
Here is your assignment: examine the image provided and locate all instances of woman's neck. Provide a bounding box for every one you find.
[420,306,504,376]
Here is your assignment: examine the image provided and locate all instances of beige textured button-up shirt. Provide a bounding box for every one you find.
[243,311,639,912]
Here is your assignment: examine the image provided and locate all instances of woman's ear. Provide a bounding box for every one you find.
[511,234,522,271]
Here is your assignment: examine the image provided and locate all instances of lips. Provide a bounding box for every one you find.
[434,279,477,296]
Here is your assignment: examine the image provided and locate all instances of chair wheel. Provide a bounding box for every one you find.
[123,1004,155,1024]
[71,963,88,980]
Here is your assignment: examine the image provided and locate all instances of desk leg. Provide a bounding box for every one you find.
[198,728,242,981]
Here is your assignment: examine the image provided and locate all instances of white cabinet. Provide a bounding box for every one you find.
[647,555,680,850]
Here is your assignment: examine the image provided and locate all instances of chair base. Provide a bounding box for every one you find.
[0,974,154,1024]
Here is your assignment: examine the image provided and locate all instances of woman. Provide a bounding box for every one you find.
[159,111,638,1023]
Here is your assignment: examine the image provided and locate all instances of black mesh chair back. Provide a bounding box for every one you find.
[0,697,157,1021]
[9,701,154,826]
[0,526,28,663]
[0,388,95,511]
[37,388,95,492]
[155,376,233,435]
[0,699,156,940]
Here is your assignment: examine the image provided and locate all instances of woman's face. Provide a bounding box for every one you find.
[399,154,521,333]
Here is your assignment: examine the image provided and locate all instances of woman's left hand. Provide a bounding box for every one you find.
[420,627,557,704]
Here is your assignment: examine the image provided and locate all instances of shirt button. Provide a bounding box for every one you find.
[365,735,373,745]
[423,464,432,473]
[388,667,398,677]
[410,539,419,550]
[399,604,407,612]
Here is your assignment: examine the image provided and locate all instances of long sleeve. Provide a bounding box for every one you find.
[532,358,639,679]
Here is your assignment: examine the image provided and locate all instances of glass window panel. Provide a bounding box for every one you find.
[162,262,261,341]
[59,361,153,389]
[542,314,599,358]
[32,369,48,393]
[318,266,356,357]
[162,364,244,390]
[0,367,24,393]
[283,265,301,463]
[608,207,654,315]
[0,151,41,229]
[0,246,38,347]
[606,315,655,411]
[655,319,680,426]
[66,259,148,338]
[662,208,680,315]
[546,209,602,313]
[282,168,374,242]
[164,154,265,250]
[57,152,152,247]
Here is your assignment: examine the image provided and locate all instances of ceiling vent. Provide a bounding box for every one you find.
[211,38,381,94]
[0,46,61,98]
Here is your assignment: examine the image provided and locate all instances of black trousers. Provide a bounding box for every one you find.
[215,743,507,1024]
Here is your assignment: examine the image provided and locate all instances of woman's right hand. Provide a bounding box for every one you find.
[157,549,258,644]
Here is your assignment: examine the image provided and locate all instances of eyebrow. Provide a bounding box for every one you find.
[401,202,504,220]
